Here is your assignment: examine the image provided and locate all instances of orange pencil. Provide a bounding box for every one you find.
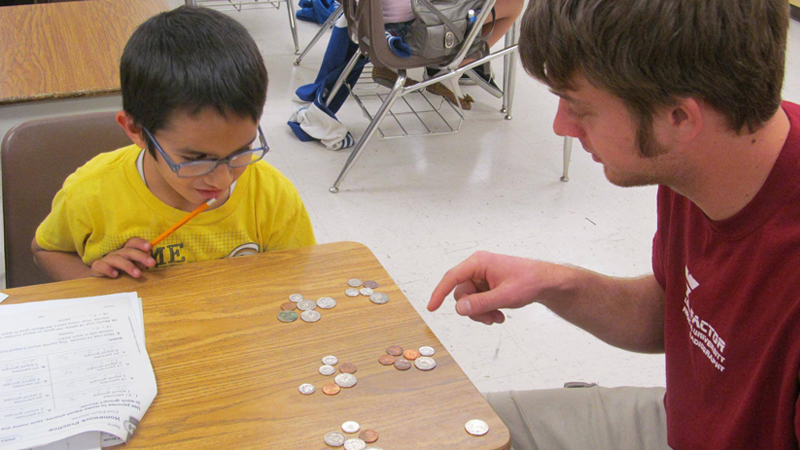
[150,198,217,246]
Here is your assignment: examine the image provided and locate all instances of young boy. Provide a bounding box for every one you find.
[32,6,316,281]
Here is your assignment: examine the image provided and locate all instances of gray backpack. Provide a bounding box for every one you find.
[404,0,492,60]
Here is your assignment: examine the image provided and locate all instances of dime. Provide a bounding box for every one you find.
[378,354,396,365]
[298,383,315,395]
[297,299,317,311]
[359,429,379,443]
[369,293,389,304]
[341,421,360,433]
[319,365,336,376]
[403,349,420,360]
[324,431,346,447]
[345,288,360,297]
[317,297,337,309]
[363,280,379,289]
[322,355,339,366]
[339,362,357,374]
[322,383,341,395]
[289,293,304,302]
[343,438,366,450]
[386,345,403,356]
[465,419,489,436]
[360,287,374,296]
[277,310,298,322]
[419,346,435,356]
[280,301,296,311]
[348,278,363,287]
[335,373,358,388]
[300,310,321,322]
[414,356,437,371]
[393,358,412,371]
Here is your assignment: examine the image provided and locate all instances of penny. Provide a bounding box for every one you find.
[300,310,321,322]
[297,299,317,311]
[343,438,366,450]
[415,356,437,371]
[360,287,374,296]
[345,288,360,297]
[403,349,420,360]
[359,429,379,443]
[419,346,435,356]
[277,310,297,322]
[298,383,316,395]
[319,365,336,376]
[317,297,337,309]
[325,431,346,446]
[369,293,389,304]
[378,354,396,365]
[289,293,304,302]
[322,355,339,366]
[347,279,363,287]
[465,419,489,436]
[393,358,412,371]
[339,362,357,374]
[322,383,341,395]
[342,420,360,433]
[335,373,358,388]
[386,345,403,356]
[363,280,379,289]
[280,302,296,311]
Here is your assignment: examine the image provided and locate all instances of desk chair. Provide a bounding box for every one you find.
[1,112,131,288]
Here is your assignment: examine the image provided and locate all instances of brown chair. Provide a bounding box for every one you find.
[1,112,131,288]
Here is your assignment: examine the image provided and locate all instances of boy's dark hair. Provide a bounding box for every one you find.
[121,6,268,154]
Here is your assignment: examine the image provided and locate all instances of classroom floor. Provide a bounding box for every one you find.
[5,2,800,393]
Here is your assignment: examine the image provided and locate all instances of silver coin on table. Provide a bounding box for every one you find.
[289,293,304,302]
[414,356,437,371]
[341,420,360,433]
[277,310,298,322]
[298,383,316,395]
[322,355,339,366]
[317,297,337,309]
[465,419,489,436]
[325,431,347,447]
[419,346,435,356]
[345,288,360,297]
[343,438,367,450]
[319,364,336,376]
[334,373,358,388]
[300,310,321,322]
[347,278,363,287]
[359,287,374,296]
[297,299,317,311]
[369,293,390,304]
[363,280,379,289]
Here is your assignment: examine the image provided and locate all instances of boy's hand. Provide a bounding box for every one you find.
[90,237,156,279]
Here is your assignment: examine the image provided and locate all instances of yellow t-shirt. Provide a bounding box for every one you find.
[36,145,316,268]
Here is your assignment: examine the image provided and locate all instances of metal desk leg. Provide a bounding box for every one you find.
[502,20,518,120]
[286,0,300,54]
[325,50,362,107]
[294,5,343,66]
[561,136,573,182]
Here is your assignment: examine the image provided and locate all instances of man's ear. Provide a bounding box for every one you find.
[669,98,703,144]
[116,111,148,149]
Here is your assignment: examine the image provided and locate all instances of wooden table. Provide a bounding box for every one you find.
[2,242,511,450]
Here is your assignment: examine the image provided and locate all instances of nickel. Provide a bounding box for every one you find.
[414,356,437,371]
[335,373,358,388]
[300,310,321,322]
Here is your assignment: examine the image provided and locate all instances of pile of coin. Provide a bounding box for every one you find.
[323,421,381,449]
[278,293,336,323]
[346,279,390,305]
[378,345,437,371]
[298,355,360,396]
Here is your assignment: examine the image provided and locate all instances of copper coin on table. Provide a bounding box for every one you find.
[403,349,420,360]
[359,429,379,443]
[394,358,412,370]
[339,362,358,374]
[386,345,403,356]
[378,354,396,365]
[363,280,379,289]
[280,301,296,311]
[322,383,341,395]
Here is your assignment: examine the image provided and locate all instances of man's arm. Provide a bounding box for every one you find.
[428,251,665,353]
[32,237,156,281]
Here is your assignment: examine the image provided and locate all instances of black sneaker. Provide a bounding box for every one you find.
[469,63,499,90]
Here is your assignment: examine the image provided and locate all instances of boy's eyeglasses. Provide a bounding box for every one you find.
[141,126,269,178]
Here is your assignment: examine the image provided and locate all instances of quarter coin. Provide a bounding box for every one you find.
[363,280,379,289]
[345,288,360,297]
[280,301,296,311]
[393,358,412,371]
[277,310,298,322]
[297,299,317,311]
[419,346,435,356]
[414,356,437,371]
[322,355,339,366]
[322,383,341,395]
[369,293,389,304]
[359,429,379,443]
[335,373,358,388]
[343,438,366,450]
[360,287,374,296]
[378,354,396,365]
[289,293,304,302]
[298,383,316,395]
[319,365,336,376]
[386,345,403,356]
[300,310,321,322]
[347,279,363,287]
[465,419,489,436]
[317,297,337,309]
[341,421,360,433]
[339,362,357,374]
[324,431,346,447]
[403,349,420,360]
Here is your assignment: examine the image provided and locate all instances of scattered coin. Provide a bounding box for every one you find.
[345,288,360,297]
[414,356,437,371]
[359,429,379,443]
[339,362,357,374]
[363,280,379,289]
[298,383,316,395]
[280,302,297,311]
[322,383,341,395]
[465,419,489,436]
[319,365,336,376]
[297,299,317,311]
[342,421,360,433]
[289,293,304,302]
[393,358,412,371]
[335,373,358,388]
[403,349,420,360]
[386,345,403,356]
[278,310,298,323]
[419,346,435,356]
[317,297,337,309]
[369,293,389,304]
[324,431,346,447]
[360,287,374,296]
[300,310,321,322]
[378,354,396,365]
[344,438,367,450]
[347,279,363,287]
[322,355,339,366]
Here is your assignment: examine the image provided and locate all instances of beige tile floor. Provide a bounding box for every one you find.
[4,2,800,393]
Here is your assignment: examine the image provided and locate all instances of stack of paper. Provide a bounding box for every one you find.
[0,293,157,450]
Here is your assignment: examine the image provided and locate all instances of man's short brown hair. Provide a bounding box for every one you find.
[520,0,789,136]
